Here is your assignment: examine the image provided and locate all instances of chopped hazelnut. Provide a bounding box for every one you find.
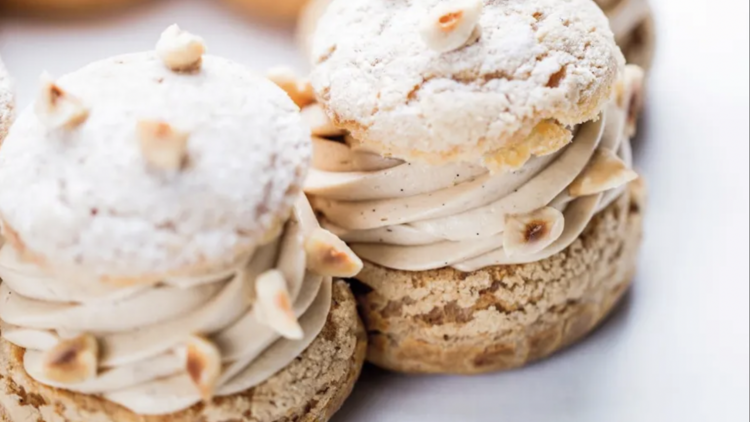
[42,334,99,384]
[304,228,363,278]
[156,25,207,72]
[35,73,89,129]
[420,0,483,53]
[255,270,304,340]
[569,149,639,197]
[503,207,565,257]
[137,119,189,170]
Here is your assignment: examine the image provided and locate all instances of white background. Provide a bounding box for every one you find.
[1,0,748,421]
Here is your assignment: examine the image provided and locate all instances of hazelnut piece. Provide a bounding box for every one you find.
[35,73,89,129]
[184,335,222,401]
[137,119,189,170]
[420,0,483,53]
[156,25,207,72]
[255,270,304,340]
[503,207,565,257]
[42,334,99,384]
[304,228,363,278]
[569,149,639,197]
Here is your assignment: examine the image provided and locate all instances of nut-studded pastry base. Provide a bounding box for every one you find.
[353,181,645,375]
[0,281,366,422]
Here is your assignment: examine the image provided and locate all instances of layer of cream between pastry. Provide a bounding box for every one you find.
[0,196,332,416]
[305,67,641,272]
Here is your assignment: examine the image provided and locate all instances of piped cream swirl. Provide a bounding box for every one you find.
[305,67,643,273]
[0,196,359,416]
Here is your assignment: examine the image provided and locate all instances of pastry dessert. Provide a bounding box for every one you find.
[305,0,646,374]
[0,26,366,421]
[596,0,655,70]
[297,0,655,71]
[222,0,309,21]
[0,0,151,16]
[0,57,13,143]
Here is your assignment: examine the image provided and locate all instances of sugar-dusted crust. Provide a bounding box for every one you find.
[0,0,149,15]
[0,281,366,422]
[0,52,310,282]
[300,0,655,71]
[353,181,644,374]
[0,57,14,145]
[222,0,309,21]
[311,0,624,166]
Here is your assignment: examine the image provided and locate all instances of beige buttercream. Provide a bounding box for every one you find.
[305,66,643,272]
[0,196,361,416]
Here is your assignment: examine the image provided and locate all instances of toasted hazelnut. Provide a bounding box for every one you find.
[255,270,303,340]
[301,103,346,137]
[305,228,363,278]
[184,335,222,401]
[156,24,207,72]
[35,73,89,129]
[266,67,316,109]
[420,0,483,53]
[527,120,573,156]
[503,207,565,257]
[137,119,189,170]
[42,334,99,384]
[483,143,532,173]
[569,149,639,197]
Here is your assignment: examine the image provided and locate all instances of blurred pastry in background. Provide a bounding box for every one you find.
[0,26,365,422]
[0,56,14,143]
[305,0,646,374]
[597,0,656,70]
[222,0,308,21]
[0,0,151,16]
[297,0,330,57]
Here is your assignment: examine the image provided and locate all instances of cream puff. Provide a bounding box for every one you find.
[303,0,646,374]
[0,26,365,421]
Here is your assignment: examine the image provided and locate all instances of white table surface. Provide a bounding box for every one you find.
[1,0,748,421]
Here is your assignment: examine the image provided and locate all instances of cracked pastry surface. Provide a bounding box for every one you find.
[310,0,624,167]
[299,0,655,72]
[0,49,310,282]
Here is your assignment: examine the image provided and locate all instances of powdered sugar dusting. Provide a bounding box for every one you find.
[0,52,310,279]
[311,0,624,165]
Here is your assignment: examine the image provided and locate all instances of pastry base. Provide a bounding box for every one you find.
[353,181,645,375]
[0,281,366,422]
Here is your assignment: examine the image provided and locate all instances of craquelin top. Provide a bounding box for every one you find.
[311,0,625,167]
[0,52,311,281]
